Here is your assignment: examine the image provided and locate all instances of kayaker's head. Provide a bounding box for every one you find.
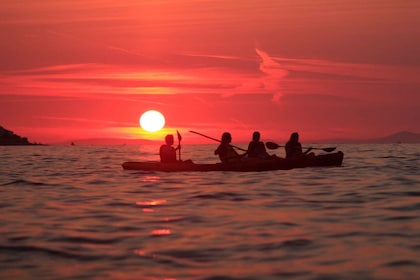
[165,134,174,145]
[221,132,232,144]
[252,131,260,141]
[289,132,299,143]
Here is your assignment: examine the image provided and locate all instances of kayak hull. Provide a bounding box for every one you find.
[122,151,344,172]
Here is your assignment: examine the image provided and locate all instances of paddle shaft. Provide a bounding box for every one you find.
[189,131,247,152]
[177,130,182,161]
[266,141,335,152]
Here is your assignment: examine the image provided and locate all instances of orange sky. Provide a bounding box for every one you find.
[1,0,419,144]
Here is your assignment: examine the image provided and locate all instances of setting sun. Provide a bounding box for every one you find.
[139,110,165,132]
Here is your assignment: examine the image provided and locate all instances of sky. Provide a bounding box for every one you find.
[1,0,419,144]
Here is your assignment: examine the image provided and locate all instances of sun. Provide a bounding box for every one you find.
[139,110,165,132]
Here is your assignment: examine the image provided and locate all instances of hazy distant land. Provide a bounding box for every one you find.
[1,125,420,145]
[316,131,420,144]
[57,130,420,145]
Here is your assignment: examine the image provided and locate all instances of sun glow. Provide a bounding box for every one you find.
[139,110,165,132]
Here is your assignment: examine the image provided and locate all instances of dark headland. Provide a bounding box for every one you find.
[0,126,42,145]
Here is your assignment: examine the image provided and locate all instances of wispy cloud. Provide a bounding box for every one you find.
[255,48,289,101]
[251,48,420,102]
[1,48,418,104]
[35,116,133,126]
[269,56,419,83]
[179,51,248,61]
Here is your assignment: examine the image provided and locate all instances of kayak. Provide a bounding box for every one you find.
[122,151,344,172]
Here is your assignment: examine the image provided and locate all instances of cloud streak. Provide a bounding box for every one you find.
[1,47,418,103]
[255,48,289,101]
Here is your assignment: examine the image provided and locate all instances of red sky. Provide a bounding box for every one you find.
[1,0,419,144]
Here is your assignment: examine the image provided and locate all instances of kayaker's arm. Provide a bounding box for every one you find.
[303,147,313,155]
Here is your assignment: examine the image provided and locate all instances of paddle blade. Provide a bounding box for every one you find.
[322,147,336,152]
[177,130,182,141]
[266,142,281,150]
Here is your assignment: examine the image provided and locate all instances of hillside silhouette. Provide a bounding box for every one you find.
[0,126,40,145]
[369,131,420,143]
[318,131,420,144]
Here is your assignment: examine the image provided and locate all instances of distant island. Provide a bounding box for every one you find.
[366,131,420,144]
[1,124,420,145]
[318,131,420,144]
[0,126,41,145]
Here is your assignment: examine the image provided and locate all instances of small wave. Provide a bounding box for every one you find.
[385,202,420,212]
[327,231,366,238]
[272,271,310,278]
[256,239,314,251]
[0,179,49,186]
[330,231,413,239]
[104,202,135,208]
[160,215,206,224]
[382,215,417,221]
[280,238,313,248]
[8,236,30,242]
[190,194,219,199]
[279,222,299,227]
[0,245,103,261]
[190,192,249,201]
[151,247,228,267]
[401,191,420,197]
[376,191,420,197]
[384,260,419,267]
[133,249,191,268]
[203,276,254,280]
[158,248,218,263]
[374,232,412,238]
[49,236,121,245]
[86,179,111,185]
[381,155,407,159]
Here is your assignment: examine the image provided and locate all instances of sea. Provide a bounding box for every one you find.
[0,144,419,280]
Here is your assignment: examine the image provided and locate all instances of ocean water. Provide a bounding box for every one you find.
[0,144,419,280]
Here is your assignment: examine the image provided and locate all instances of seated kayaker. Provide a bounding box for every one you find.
[160,134,179,163]
[285,132,314,159]
[247,131,270,159]
[214,132,244,163]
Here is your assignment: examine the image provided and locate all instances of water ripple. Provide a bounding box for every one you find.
[0,245,108,261]
[384,260,419,267]
[0,179,50,186]
[0,144,419,279]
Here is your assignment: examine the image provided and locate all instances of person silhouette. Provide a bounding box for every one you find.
[285,132,314,159]
[159,134,179,163]
[214,132,243,163]
[247,131,270,158]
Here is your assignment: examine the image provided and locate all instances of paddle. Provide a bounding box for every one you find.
[177,130,182,161]
[265,141,336,152]
[189,130,248,152]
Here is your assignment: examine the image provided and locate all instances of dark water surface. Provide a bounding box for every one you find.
[1,144,419,279]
